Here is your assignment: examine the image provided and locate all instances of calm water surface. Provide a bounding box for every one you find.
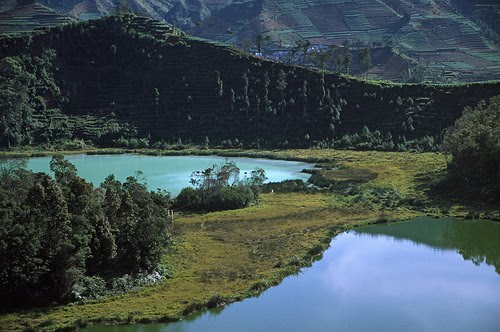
[27,154,312,195]
[86,217,500,332]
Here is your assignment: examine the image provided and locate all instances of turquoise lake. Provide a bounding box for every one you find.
[27,154,313,195]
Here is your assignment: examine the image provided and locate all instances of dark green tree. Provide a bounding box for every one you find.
[340,41,352,74]
[175,162,265,212]
[0,57,34,147]
[115,0,133,14]
[0,157,172,309]
[277,69,287,116]
[256,34,263,53]
[359,48,372,76]
[310,45,335,70]
[263,71,272,113]
[242,72,250,116]
[153,88,160,114]
[442,96,500,197]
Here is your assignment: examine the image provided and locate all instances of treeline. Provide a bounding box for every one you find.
[314,125,439,152]
[0,156,172,310]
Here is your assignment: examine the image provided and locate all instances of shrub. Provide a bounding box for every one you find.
[206,294,225,308]
[182,301,203,316]
[70,276,107,301]
[73,318,89,329]
[175,187,202,210]
[250,280,269,292]
[174,162,264,212]
[209,186,255,211]
[262,179,311,193]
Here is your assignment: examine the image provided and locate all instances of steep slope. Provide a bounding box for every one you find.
[31,0,500,82]
[188,0,500,82]
[188,0,401,45]
[451,0,500,44]
[0,3,74,36]
[1,15,499,149]
[38,0,218,22]
[0,0,16,13]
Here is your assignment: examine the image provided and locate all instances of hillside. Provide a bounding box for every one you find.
[0,3,74,36]
[451,0,500,44]
[25,0,500,83]
[0,15,499,150]
[0,0,16,13]
[187,0,500,82]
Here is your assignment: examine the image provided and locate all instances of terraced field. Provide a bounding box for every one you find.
[0,0,16,13]
[189,0,402,46]
[187,0,500,82]
[396,6,500,82]
[2,1,499,82]
[0,3,74,36]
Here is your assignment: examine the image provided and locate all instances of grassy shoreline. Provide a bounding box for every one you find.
[0,148,498,331]
[0,147,331,163]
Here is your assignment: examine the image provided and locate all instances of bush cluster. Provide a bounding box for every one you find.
[174,162,266,212]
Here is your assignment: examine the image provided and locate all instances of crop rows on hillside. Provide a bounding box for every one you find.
[397,10,500,82]
[0,4,74,35]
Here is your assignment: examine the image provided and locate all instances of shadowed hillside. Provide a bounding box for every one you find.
[0,0,16,13]
[1,15,499,149]
[0,2,74,35]
[451,0,500,44]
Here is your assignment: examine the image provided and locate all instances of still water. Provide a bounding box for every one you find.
[27,154,312,195]
[86,217,500,332]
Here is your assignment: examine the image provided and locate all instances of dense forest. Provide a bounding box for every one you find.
[1,14,499,151]
[0,156,172,310]
[441,96,500,199]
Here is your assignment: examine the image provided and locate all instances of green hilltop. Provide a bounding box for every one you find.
[0,14,499,150]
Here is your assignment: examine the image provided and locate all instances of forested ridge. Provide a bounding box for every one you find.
[1,14,499,150]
